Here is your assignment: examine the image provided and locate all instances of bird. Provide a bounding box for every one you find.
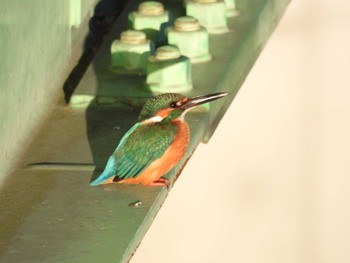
[90,92,229,187]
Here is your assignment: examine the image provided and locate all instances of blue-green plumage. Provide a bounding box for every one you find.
[90,92,229,186]
[90,120,178,185]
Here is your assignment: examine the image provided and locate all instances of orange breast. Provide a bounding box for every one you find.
[121,120,190,185]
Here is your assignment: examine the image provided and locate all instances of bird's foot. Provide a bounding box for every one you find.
[149,177,170,189]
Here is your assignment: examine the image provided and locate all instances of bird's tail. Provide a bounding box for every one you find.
[90,156,116,186]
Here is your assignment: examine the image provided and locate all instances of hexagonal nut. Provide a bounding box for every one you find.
[110,30,153,74]
[128,1,171,42]
[185,0,229,34]
[167,16,212,63]
[146,46,193,92]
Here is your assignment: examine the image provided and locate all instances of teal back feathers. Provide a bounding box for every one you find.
[90,121,178,185]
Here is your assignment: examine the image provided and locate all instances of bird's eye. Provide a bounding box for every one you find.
[170,102,177,108]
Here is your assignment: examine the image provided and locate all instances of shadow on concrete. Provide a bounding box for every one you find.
[62,0,185,184]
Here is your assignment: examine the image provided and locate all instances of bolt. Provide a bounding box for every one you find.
[185,0,229,34]
[110,30,153,74]
[155,45,181,60]
[146,45,193,92]
[167,16,212,63]
[120,30,147,44]
[174,16,200,31]
[138,1,164,15]
[129,1,171,42]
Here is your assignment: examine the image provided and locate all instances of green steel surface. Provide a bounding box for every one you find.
[0,0,96,184]
[0,0,290,262]
[0,106,207,263]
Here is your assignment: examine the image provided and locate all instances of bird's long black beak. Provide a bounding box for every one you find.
[183,92,229,109]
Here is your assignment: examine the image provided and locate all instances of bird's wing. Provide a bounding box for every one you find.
[90,123,141,186]
[90,122,178,185]
[115,122,178,179]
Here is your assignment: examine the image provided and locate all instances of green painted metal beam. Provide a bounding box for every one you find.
[0,0,97,184]
[0,0,290,262]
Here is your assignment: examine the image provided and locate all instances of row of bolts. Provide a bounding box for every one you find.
[110,0,240,93]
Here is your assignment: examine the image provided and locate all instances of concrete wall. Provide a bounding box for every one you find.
[132,0,350,262]
[0,0,96,184]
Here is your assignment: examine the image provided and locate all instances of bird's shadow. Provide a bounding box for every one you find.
[82,0,150,183]
[86,105,140,182]
[63,0,186,184]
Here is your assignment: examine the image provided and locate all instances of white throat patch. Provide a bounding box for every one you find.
[142,115,163,124]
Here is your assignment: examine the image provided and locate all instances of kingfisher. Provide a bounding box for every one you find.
[90,92,228,187]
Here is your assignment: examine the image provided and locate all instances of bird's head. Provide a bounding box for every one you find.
[139,92,229,123]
